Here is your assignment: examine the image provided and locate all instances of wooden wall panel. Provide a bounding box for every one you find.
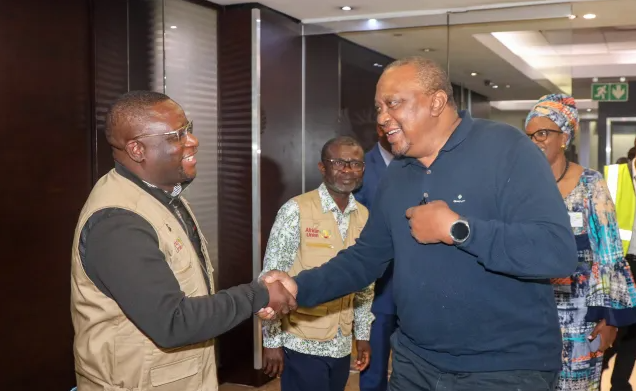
[0,0,92,388]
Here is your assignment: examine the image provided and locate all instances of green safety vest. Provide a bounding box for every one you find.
[604,162,635,256]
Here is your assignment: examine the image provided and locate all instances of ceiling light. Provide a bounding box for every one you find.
[492,85,499,89]
[470,72,478,76]
[341,6,352,11]
[592,77,598,82]
[368,18,378,23]
[421,48,434,53]
[506,85,511,88]
[620,77,626,82]
[170,25,177,29]
[568,14,576,19]
[587,108,592,112]
[583,13,596,19]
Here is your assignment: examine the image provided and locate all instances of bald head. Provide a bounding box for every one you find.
[384,57,455,107]
[105,90,173,147]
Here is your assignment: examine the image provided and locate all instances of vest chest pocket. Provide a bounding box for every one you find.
[173,262,198,297]
[302,241,336,268]
[159,227,199,297]
[300,218,338,266]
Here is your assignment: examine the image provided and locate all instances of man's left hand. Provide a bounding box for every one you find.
[354,340,371,371]
[589,319,617,352]
[405,200,459,245]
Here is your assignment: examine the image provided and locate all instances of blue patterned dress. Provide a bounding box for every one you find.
[555,168,636,390]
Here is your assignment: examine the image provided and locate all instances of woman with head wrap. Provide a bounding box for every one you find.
[525,94,636,390]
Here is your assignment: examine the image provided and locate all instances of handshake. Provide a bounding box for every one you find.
[258,271,299,320]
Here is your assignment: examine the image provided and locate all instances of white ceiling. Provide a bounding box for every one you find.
[214,0,579,22]
[340,0,636,101]
[212,0,636,102]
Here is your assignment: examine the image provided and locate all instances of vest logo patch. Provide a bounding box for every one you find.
[174,238,184,253]
[305,227,320,238]
[321,229,331,239]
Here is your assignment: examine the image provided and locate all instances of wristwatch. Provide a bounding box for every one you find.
[449,219,470,245]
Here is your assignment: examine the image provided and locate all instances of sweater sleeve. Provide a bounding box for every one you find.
[458,137,578,279]
[295,181,394,308]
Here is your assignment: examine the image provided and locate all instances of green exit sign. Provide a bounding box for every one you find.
[591,82,629,102]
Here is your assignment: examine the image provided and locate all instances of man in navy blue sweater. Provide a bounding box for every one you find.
[260,57,578,390]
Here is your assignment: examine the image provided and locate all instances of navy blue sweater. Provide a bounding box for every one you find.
[295,111,578,373]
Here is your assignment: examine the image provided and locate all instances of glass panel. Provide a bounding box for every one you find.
[610,121,636,163]
[128,0,164,92]
[164,0,219,278]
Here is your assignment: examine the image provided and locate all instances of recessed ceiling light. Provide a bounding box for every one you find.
[583,13,596,19]
[341,6,352,11]
[470,72,478,76]
[369,18,378,23]
[587,108,592,112]
[568,14,576,19]
[620,77,626,82]
[170,25,177,29]
[492,85,499,89]
[505,85,511,88]
[592,77,598,82]
[421,48,434,53]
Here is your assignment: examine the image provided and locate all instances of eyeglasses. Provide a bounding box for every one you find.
[527,128,562,142]
[133,120,194,144]
[323,158,365,172]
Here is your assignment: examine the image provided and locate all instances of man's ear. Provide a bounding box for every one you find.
[318,161,326,176]
[125,141,145,163]
[430,90,449,117]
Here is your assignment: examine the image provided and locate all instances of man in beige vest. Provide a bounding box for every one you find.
[70,91,296,391]
[260,136,374,391]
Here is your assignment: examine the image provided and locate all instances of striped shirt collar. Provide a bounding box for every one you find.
[142,180,183,197]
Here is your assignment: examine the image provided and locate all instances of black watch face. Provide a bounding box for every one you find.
[452,222,469,241]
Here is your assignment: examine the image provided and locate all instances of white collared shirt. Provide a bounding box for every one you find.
[378,142,393,167]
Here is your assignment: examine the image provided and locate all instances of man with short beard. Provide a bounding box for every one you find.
[260,136,374,391]
[261,57,578,390]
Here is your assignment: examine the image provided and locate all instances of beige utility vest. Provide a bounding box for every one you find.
[281,189,368,342]
[70,169,217,391]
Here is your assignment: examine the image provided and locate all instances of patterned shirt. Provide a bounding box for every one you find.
[261,183,375,358]
[554,168,636,391]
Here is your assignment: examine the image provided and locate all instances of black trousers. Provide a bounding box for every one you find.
[280,348,350,391]
[360,313,398,391]
[389,332,558,391]
[602,255,636,391]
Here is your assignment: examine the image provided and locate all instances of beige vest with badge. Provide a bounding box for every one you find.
[70,169,217,391]
[281,189,368,342]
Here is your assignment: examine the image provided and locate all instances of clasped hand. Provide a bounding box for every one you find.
[405,200,459,245]
[258,271,299,320]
